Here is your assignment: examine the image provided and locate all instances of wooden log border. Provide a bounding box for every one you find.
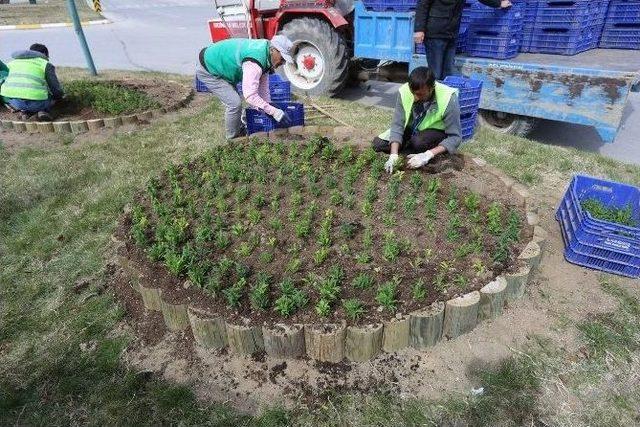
[113,136,545,362]
[0,89,193,135]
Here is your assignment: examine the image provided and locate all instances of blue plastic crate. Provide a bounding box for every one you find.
[466,32,522,59]
[558,211,640,278]
[468,1,524,33]
[237,74,292,102]
[554,174,640,278]
[361,0,416,12]
[600,24,640,48]
[461,112,478,140]
[521,0,540,52]
[533,0,608,29]
[604,0,640,24]
[194,76,210,93]
[246,102,305,134]
[529,24,600,54]
[443,75,483,115]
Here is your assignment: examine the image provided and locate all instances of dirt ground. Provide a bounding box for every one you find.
[108,149,630,415]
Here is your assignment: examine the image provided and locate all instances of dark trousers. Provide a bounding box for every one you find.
[424,38,457,81]
[372,128,446,154]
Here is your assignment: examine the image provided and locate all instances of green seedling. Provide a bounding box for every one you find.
[320,142,337,161]
[329,189,343,206]
[361,201,373,217]
[286,257,302,273]
[231,222,248,237]
[274,278,308,317]
[247,208,261,226]
[235,262,251,279]
[259,251,274,264]
[217,256,234,276]
[269,217,283,231]
[412,279,428,301]
[581,198,638,227]
[364,178,378,204]
[325,175,338,189]
[343,299,365,321]
[204,273,222,298]
[223,277,247,308]
[473,260,486,276]
[355,251,372,264]
[426,177,441,194]
[505,208,522,242]
[453,274,469,290]
[338,145,354,164]
[446,214,462,242]
[290,191,303,207]
[410,173,423,193]
[253,192,266,208]
[352,272,374,290]
[363,227,373,249]
[187,261,211,288]
[313,247,330,265]
[195,225,214,244]
[235,242,253,258]
[214,230,231,250]
[131,205,149,246]
[403,195,418,218]
[250,274,270,311]
[315,298,331,317]
[235,185,250,204]
[383,231,401,262]
[487,202,503,235]
[446,186,459,214]
[376,278,400,312]
[340,222,357,239]
[164,249,187,276]
[382,213,396,228]
[464,192,480,213]
[493,233,511,263]
[148,242,167,261]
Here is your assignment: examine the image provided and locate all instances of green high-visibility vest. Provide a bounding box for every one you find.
[0,57,49,101]
[379,81,457,140]
[203,39,271,85]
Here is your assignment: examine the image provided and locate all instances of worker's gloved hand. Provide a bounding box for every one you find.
[385,153,400,174]
[500,0,512,7]
[272,108,292,126]
[413,31,425,44]
[407,150,434,169]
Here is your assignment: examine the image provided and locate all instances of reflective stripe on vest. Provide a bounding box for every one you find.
[0,57,49,101]
[378,81,457,140]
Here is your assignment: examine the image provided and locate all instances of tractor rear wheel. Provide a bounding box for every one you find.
[279,17,349,97]
[478,110,537,137]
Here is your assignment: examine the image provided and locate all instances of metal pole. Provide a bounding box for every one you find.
[66,0,98,76]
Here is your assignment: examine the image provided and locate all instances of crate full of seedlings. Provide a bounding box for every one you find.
[246,102,305,134]
[556,174,640,278]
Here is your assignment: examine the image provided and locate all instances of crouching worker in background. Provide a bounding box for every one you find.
[373,66,462,174]
[1,43,64,121]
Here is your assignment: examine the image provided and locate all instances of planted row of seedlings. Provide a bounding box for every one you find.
[127,137,528,329]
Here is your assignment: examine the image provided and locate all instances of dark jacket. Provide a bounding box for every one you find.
[415,0,502,40]
[10,50,65,100]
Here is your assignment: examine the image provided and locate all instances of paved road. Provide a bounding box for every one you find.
[0,0,213,74]
[1,0,639,165]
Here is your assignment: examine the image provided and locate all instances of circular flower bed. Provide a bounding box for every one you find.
[0,78,193,133]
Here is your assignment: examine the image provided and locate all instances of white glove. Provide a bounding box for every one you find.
[407,150,434,169]
[272,108,285,122]
[385,153,399,174]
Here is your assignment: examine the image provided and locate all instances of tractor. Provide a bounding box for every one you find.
[209,0,356,97]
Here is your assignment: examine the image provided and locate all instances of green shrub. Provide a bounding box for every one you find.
[64,80,160,115]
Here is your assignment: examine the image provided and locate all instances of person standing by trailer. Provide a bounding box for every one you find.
[414,0,512,80]
[196,35,295,139]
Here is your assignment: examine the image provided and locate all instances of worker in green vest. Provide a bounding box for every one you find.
[196,35,295,139]
[374,66,462,174]
[1,44,64,121]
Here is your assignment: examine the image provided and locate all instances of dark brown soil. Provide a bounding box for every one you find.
[115,139,530,328]
[0,78,187,122]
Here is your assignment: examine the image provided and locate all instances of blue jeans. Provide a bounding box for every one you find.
[424,38,457,80]
[4,97,52,113]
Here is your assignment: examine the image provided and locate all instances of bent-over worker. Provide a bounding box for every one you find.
[373,66,462,174]
[1,43,64,121]
[196,35,295,139]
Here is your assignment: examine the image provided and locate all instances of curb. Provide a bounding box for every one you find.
[0,88,194,135]
[113,144,544,363]
[0,19,110,31]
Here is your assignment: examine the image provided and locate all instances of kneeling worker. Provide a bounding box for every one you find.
[374,66,462,174]
[197,35,295,139]
[1,43,64,121]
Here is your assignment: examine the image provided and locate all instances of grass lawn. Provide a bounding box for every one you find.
[0,0,102,26]
[1,69,640,426]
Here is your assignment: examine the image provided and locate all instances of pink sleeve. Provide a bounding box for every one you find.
[242,61,276,116]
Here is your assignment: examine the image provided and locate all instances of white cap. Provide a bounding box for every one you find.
[270,34,294,64]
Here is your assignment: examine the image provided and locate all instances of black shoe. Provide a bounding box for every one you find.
[18,112,32,121]
[37,111,52,122]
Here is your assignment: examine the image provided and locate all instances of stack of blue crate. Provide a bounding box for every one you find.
[443,76,483,140]
[556,174,640,278]
[466,1,525,59]
[600,0,640,49]
[528,0,609,55]
[237,74,292,102]
[520,0,540,52]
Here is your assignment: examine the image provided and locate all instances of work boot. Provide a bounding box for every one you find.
[18,112,33,121]
[37,111,52,122]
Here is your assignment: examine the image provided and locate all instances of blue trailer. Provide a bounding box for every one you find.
[353,1,640,142]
